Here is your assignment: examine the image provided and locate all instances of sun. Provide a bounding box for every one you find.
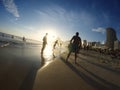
[44,30,57,54]
[41,27,58,59]
[40,26,58,43]
[47,30,57,43]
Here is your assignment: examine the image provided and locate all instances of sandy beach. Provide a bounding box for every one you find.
[33,50,120,90]
[32,58,97,90]
[0,45,120,90]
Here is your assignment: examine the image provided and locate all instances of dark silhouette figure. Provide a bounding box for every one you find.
[23,36,26,42]
[11,35,14,39]
[41,54,45,65]
[41,33,48,54]
[53,40,58,49]
[66,32,82,64]
[53,40,58,58]
[22,36,26,47]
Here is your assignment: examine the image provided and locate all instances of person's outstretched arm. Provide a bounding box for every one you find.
[70,36,74,43]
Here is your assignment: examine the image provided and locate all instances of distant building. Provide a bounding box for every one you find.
[91,42,96,46]
[106,27,117,50]
[87,41,101,49]
[88,42,92,46]
[83,40,87,45]
[83,40,87,49]
[114,40,120,50]
[95,42,101,47]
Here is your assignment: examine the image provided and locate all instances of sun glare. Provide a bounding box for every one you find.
[44,45,53,58]
[40,26,58,42]
[41,27,58,60]
[44,30,57,55]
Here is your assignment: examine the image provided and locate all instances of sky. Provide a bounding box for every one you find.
[0,0,120,43]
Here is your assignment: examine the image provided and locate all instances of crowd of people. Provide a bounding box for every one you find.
[90,48,120,59]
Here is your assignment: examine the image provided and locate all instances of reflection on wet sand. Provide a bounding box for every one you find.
[40,41,67,69]
[41,54,45,65]
[40,51,54,69]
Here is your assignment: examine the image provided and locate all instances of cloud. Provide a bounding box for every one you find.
[2,0,20,18]
[35,5,95,31]
[92,27,105,34]
[35,6,73,29]
[35,6,66,22]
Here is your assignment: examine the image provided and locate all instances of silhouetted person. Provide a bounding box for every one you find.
[11,35,14,39]
[53,40,58,49]
[60,42,62,47]
[66,32,82,64]
[22,36,26,46]
[41,33,48,54]
[53,40,58,58]
[23,36,26,42]
[41,54,45,65]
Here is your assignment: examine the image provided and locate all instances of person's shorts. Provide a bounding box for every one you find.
[68,43,79,52]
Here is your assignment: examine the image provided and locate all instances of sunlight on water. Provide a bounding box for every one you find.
[39,42,68,70]
[40,60,53,70]
[44,44,53,59]
[40,44,54,69]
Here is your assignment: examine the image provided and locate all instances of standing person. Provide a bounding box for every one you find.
[22,36,26,47]
[41,33,48,55]
[66,32,82,64]
[23,36,26,42]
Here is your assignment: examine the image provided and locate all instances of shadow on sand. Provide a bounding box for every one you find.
[60,57,120,90]
[19,61,40,90]
[20,55,45,90]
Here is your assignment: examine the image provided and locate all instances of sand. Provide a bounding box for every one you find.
[33,58,97,90]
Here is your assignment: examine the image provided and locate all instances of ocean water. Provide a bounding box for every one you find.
[0,32,68,67]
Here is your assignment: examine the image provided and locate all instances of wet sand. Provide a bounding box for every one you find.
[0,46,41,90]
